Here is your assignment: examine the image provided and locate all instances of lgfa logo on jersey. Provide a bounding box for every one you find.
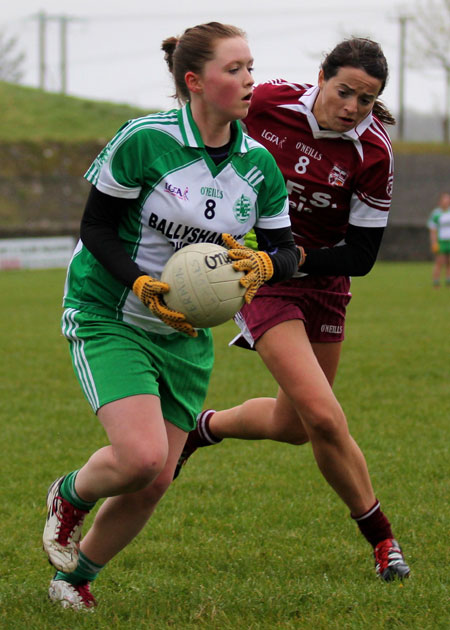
[328,165,348,187]
[164,182,189,201]
[233,195,253,223]
[261,129,287,149]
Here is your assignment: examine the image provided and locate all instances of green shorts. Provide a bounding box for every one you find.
[438,240,450,254]
[61,309,214,432]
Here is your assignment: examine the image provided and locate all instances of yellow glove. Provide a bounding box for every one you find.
[431,242,439,254]
[244,229,258,251]
[132,275,197,337]
[222,233,273,304]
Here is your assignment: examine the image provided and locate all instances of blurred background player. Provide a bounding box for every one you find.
[427,191,450,287]
[42,21,299,610]
[176,37,410,582]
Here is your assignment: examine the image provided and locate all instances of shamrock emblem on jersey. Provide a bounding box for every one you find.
[233,194,253,223]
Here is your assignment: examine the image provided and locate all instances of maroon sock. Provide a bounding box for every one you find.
[196,409,222,445]
[352,500,394,548]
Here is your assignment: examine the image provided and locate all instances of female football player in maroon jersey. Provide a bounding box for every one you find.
[176,37,410,582]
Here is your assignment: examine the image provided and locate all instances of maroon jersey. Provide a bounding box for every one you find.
[243,80,394,250]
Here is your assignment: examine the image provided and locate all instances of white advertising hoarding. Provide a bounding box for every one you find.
[0,237,76,270]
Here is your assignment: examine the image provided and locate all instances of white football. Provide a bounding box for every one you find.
[161,243,246,328]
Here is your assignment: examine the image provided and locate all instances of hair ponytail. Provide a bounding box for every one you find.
[161,37,178,74]
[373,100,396,126]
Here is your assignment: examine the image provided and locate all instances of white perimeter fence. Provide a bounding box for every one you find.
[0,237,75,270]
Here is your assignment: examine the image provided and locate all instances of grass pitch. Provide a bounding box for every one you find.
[0,262,448,629]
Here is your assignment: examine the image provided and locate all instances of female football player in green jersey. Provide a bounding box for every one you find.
[427,191,450,287]
[42,22,299,610]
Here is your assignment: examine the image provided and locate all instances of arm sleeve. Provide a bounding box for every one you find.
[427,210,438,230]
[253,225,300,283]
[300,224,384,277]
[80,186,144,288]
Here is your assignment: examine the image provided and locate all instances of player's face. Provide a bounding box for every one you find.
[314,66,382,132]
[197,37,254,122]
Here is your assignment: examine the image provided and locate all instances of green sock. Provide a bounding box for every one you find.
[60,471,97,512]
[54,550,105,585]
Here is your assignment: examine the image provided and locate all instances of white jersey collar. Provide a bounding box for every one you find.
[178,102,248,153]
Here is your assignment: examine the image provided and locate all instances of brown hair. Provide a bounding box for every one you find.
[161,22,246,104]
[321,38,395,125]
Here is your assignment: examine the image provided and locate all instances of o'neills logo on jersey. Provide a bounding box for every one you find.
[164,182,189,201]
[233,195,253,223]
[200,186,224,199]
[328,165,348,187]
[296,142,322,160]
[261,129,287,149]
[321,324,343,334]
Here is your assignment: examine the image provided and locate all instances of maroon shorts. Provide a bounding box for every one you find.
[231,275,352,348]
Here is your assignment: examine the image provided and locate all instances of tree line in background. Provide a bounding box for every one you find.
[1,0,449,142]
[410,0,450,142]
[0,30,24,83]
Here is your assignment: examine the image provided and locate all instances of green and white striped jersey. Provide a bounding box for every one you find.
[64,102,291,333]
[427,207,450,242]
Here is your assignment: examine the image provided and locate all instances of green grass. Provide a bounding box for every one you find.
[0,263,449,629]
[0,81,148,141]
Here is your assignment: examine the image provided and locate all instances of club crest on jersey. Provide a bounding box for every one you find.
[164,182,189,201]
[386,175,394,198]
[233,195,253,223]
[328,165,348,187]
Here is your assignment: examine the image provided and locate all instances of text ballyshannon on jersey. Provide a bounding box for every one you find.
[243,79,394,250]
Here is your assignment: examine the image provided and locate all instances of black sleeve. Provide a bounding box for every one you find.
[80,186,144,288]
[300,224,385,277]
[253,225,300,283]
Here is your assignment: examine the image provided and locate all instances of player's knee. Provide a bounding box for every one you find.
[120,445,168,491]
[303,403,347,443]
